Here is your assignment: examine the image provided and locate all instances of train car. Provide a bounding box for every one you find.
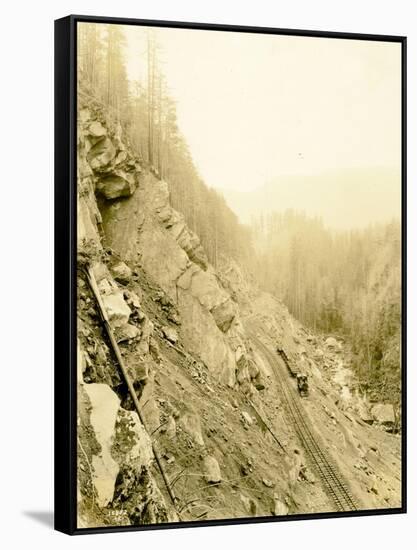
[277,345,309,396]
[277,345,299,377]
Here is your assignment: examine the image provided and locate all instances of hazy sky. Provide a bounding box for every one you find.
[121,25,401,226]
[116,26,401,227]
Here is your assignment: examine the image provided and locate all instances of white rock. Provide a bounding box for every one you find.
[241,411,254,426]
[98,278,114,295]
[203,455,222,483]
[83,384,120,507]
[102,291,131,328]
[88,121,107,137]
[263,478,274,488]
[162,326,178,344]
[272,494,289,516]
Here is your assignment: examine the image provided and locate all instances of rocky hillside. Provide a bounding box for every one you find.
[76,96,401,528]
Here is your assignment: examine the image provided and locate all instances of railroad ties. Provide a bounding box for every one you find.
[249,329,358,513]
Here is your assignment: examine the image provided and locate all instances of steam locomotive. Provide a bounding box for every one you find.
[277,345,309,397]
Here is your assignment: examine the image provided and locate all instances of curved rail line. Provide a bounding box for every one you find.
[248,327,358,512]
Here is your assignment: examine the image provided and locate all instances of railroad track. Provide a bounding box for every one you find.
[248,327,358,512]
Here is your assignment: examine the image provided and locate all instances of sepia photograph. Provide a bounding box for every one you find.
[75,19,404,530]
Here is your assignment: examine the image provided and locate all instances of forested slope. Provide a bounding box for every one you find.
[252,212,401,409]
[78,24,253,270]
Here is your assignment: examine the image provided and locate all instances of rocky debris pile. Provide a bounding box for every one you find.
[100,172,269,394]
[77,366,172,526]
[154,290,181,325]
[76,245,174,525]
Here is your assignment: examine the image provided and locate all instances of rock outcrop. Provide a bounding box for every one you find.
[99,173,248,388]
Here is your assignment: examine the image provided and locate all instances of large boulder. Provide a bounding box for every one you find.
[102,291,131,328]
[272,494,289,516]
[371,403,395,425]
[161,326,178,344]
[111,261,132,284]
[83,384,120,507]
[211,299,236,333]
[97,171,136,200]
[87,121,107,138]
[203,455,221,484]
[115,323,141,343]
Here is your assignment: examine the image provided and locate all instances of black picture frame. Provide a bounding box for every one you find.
[54,14,407,535]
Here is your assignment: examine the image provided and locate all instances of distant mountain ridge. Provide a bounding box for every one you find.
[217,167,400,229]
